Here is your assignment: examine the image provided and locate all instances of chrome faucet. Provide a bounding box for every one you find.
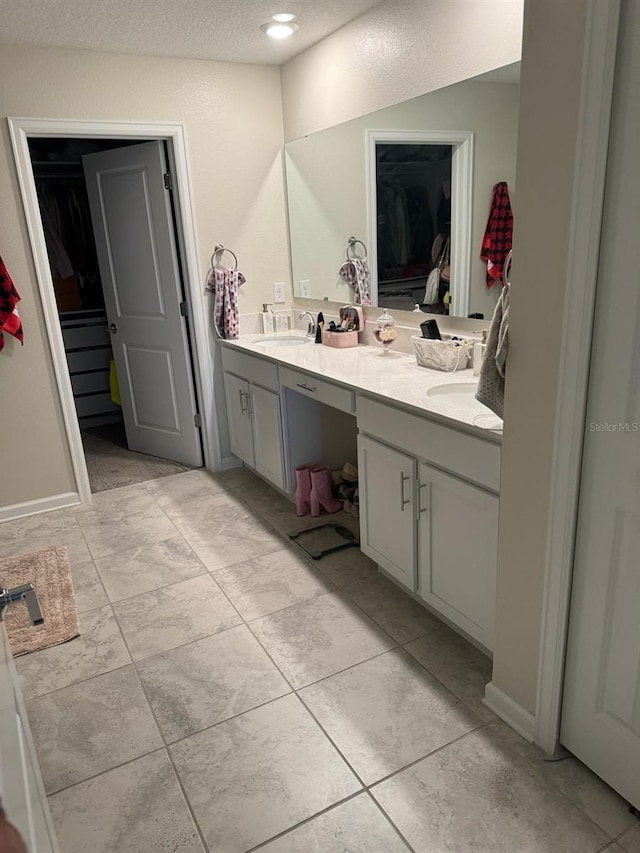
[0,583,43,625]
[298,311,316,338]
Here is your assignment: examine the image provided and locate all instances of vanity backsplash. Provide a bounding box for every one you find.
[236,303,490,362]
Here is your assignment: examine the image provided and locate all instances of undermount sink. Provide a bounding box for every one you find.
[426,381,503,429]
[252,335,310,347]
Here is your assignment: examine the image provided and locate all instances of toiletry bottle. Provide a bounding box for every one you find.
[473,330,488,376]
[261,303,275,334]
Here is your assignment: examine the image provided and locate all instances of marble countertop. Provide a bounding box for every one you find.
[221,333,503,444]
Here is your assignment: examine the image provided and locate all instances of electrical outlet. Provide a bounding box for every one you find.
[273,281,286,303]
[299,279,311,298]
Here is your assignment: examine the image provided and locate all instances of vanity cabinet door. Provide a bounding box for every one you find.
[250,384,285,490]
[223,372,255,468]
[358,435,416,590]
[417,463,497,650]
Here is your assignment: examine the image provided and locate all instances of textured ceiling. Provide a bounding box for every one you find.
[0,0,386,65]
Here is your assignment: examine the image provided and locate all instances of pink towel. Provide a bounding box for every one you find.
[338,259,371,306]
[205,267,245,339]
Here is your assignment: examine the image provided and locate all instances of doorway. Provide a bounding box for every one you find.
[375,142,453,312]
[366,129,473,317]
[28,135,201,493]
[9,118,221,504]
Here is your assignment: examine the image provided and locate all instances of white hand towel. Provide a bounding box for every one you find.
[475,283,510,418]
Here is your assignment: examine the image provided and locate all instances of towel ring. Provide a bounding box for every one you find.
[346,237,367,261]
[503,249,513,286]
[211,244,238,271]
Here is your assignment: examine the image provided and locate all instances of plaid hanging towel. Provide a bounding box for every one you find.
[480,182,513,288]
[0,256,24,351]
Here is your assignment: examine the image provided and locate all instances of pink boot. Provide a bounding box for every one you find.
[309,466,343,516]
[295,464,312,516]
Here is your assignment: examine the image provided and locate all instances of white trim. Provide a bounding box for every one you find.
[534,0,621,755]
[365,129,474,316]
[0,493,80,524]
[484,682,536,743]
[7,118,222,508]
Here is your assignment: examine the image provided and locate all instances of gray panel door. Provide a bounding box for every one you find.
[83,141,202,466]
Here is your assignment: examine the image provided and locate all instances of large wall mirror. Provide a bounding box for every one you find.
[285,63,519,319]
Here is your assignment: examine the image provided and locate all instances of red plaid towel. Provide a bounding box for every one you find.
[480,182,513,288]
[0,256,24,351]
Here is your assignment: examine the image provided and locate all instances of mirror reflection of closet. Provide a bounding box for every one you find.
[375,143,453,312]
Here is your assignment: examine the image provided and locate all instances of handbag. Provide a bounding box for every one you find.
[422,236,450,304]
[423,266,440,304]
[440,237,451,283]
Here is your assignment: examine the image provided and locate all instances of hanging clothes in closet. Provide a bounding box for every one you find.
[34,170,103,311]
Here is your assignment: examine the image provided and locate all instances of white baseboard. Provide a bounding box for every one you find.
[221,456,243,471]
[483,681,536,743]
[0,492,81,524]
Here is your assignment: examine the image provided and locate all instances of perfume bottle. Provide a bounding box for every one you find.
[374,308,398,354]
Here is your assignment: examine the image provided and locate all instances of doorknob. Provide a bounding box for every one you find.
[0,583,44,626]
[108,323,118,334]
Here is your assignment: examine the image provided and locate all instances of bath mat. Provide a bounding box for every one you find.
[0,546,80,656]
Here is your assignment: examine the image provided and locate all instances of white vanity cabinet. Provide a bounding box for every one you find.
[221,348,285,490]
[358,436,416,589]
[357,395,500,651]
[417,463,498,650]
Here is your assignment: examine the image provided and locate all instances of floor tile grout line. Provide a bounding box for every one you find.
[127,652,212,853]
[45,745,169,798]
[23,660,133,703]
[615,822,640,843]
[292,691,368,788]
[365,789,418,853]
[400,638,498,723]
[163,690,296,750]
[206,542,322,579]
[242,790,367,853]
[365,720,496,792]
[108,592,212,852]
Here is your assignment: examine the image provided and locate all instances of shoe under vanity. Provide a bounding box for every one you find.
[220,332,500,655]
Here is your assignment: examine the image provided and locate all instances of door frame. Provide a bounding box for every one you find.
[7,118,221,504]
[366,128,474,316]
[532,0,621,754]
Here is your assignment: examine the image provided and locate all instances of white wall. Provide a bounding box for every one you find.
[0,44,289,509]
[281,0,524,141]
[493,0,590,714]
[285,79,519,319]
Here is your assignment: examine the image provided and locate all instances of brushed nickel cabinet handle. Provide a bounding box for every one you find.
[418,480,428,515]
[400,472,411,511]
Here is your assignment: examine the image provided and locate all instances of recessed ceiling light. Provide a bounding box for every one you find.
[272,13,296,22]
[260,21,299,39]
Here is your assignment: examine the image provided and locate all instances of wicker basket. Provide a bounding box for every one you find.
[411,335,472,372]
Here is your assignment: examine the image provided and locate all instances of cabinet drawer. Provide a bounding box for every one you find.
[357,395,500,492]
[221,347,279,391]
[279,366,355,415]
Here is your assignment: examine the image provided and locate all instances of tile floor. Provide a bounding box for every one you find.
[1,467,638,853]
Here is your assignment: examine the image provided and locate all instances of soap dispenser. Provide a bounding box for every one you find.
[261,303,275,334]
[473,329,488,376]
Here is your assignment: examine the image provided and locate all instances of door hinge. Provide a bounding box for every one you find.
[194,413,202,429]
[163,172,173,191]
[179,300,188,317]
